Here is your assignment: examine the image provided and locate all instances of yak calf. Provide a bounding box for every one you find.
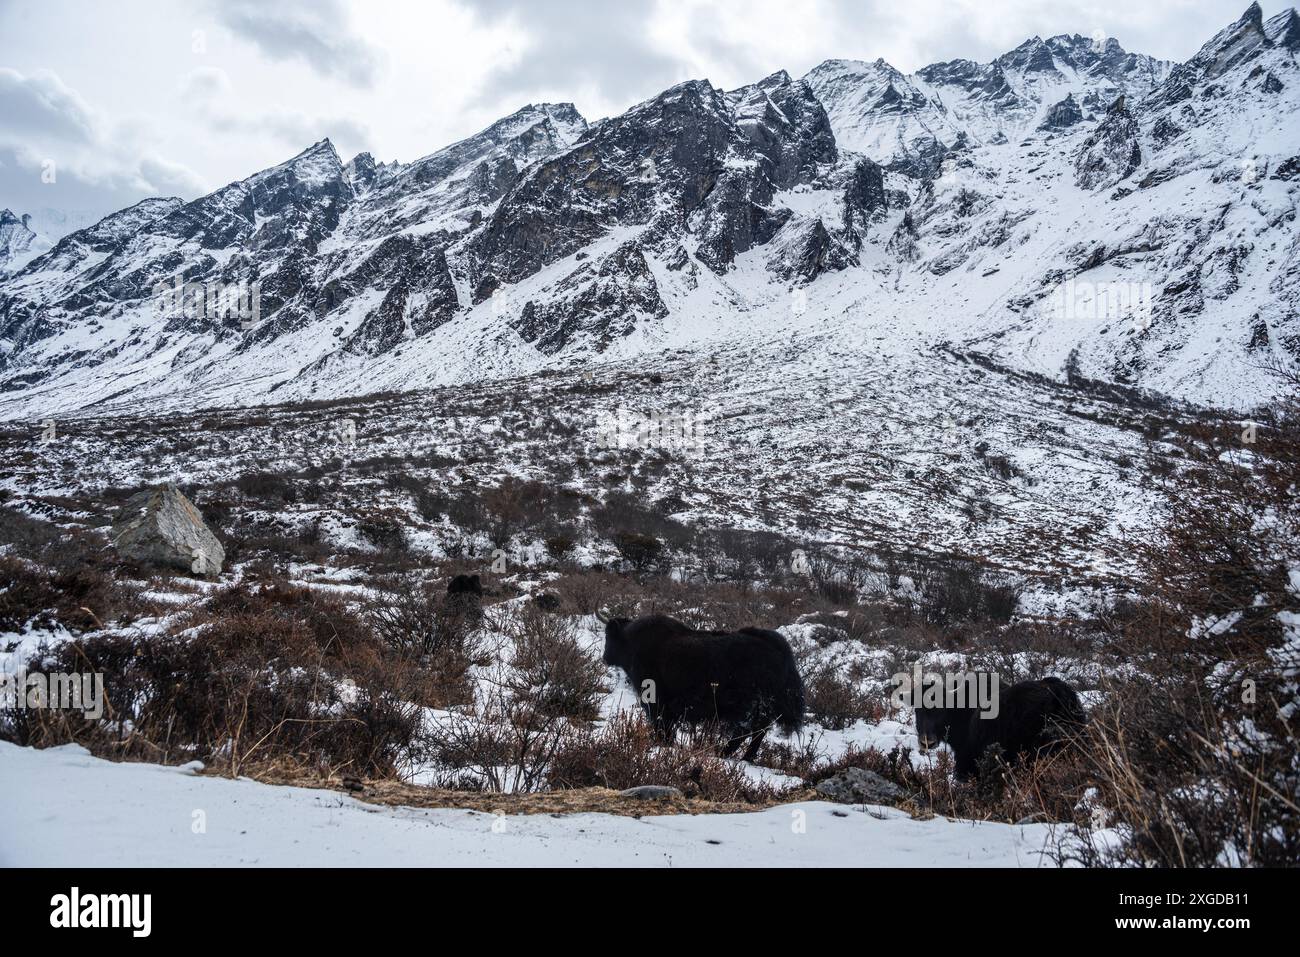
[602,614,804,762]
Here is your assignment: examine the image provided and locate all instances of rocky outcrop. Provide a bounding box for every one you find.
[471,81,739,290]
[111,485,225,577]
[1039,93,1083,130]
[1268,8,1300,50]
[843,158,888,243]
[619,785,684,801]
[1075,95,1142,189]
[728,71,838,189]
[512,241,669,354]
[768,217,855,282]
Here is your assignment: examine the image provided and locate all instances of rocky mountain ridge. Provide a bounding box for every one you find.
[0,4,1296,419]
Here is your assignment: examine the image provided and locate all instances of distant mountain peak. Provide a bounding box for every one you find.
[1266,7,1300,49]
[0,209,39,274]
[282,137,343,172]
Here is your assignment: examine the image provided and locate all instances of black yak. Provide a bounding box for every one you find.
[447,574,483,597]
[445,574,484,623]
[600,614,804,762]
[915,676,1086,780]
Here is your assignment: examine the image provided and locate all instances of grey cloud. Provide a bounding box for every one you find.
[181,67,371,159]
[456,0,691,109]
[453,0,1265,117]
[0,145,207,224]
[212,0,384,87]
[239,113,371,157]
[0,68,206,221]
[0,68,99,145]
[181,66,233,102]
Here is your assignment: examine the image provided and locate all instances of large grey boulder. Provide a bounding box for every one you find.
[111,484,225,577]
[815,767,907,806]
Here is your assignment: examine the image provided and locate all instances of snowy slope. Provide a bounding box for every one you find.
[0,742,1068,867]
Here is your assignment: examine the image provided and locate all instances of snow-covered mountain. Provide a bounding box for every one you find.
[804,33,1173,171]
[0,208,105,276]
[1,4,1296,419]
[0,210,38,275]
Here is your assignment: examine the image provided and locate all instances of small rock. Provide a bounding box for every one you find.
[815,767,906,806]
[619,785,684,801]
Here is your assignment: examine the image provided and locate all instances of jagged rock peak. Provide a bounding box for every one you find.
[0,209,39,272]
[998,36,1058,73]
[60,197,185,248]
[1265,7,1300,49]
[488,102,588,141]
[345,151,378,188]
[1199,2,1270,75]
[276,137,345,181]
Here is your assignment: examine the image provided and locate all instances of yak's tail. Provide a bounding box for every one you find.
[778,660,806,735]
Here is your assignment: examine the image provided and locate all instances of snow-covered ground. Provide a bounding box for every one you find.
[0,742,1067,867]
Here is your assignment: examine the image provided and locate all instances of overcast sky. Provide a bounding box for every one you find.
[0,0,1274,221]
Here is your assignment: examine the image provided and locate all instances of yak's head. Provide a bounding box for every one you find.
[600,616,633,670]
[914,707,952,752]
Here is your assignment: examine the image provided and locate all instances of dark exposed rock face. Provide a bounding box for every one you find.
[999,37,1059,75]
[770,217,856,282]
[512,241,669,354]
[1075,96,1143,189]
[344,151,379,189]
[340,236,460,355]
[474,72,836,288]
[472,81,739,288]
[888,135,955,182]
[1269,8,1300,50]
[158,140,351,254]
[918,59,1022,111]
[1039,93,1084,130]
[1273,156,1300,181]
[728,71,838,190]
[842,158,888,245]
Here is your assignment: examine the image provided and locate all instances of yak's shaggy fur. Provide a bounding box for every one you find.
[447,574,483,597]
[602,614,804,761]
[916,676,1086,780]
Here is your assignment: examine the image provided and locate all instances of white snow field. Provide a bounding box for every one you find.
[0,743,1066,867]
